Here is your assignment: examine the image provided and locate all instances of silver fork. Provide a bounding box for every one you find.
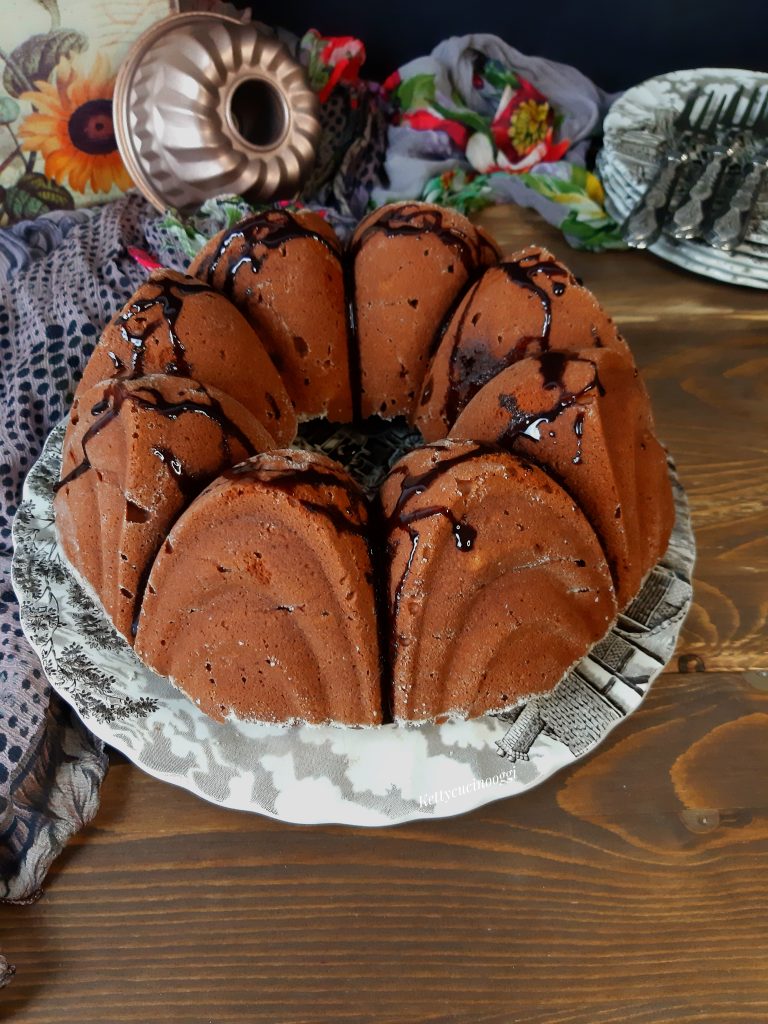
[622,89,719,248]
[705,90,768,250]
[670,86,763,239]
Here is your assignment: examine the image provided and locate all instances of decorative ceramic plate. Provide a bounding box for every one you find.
[599,152,768,289]
[12,420,695,826]
[600,67,768,289]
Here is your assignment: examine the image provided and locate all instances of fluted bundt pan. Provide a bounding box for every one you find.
[114,12,321,211]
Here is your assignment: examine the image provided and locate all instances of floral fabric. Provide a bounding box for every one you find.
[302,29,367,103]
[296,31,390,226]
[375,34,624,250]
[0,0,172,225]
[422,163,626,250]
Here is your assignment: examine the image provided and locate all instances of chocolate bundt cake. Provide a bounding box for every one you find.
[134,450,382,725]
[450,349,675,608]
[78,269,296,445]
[53,201,676,726]
[349,202,500,420]
[379,440,617,721]
[414,245,632,440]
[189,208,352,422]
[54,375,273,641]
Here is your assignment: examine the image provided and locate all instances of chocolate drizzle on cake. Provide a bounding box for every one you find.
[55,379,264,637]
[383,444,490,676]
[150,447,201,503]
[492,352,605,460]
[55,380,259,495]
[197,209,342,283]
[438,254,571,428]
[342,256,362,423]
[498,256,571,354]
[224,457,369,540]
[572,411,585,465]
[348,204,484,276]
[114,274,211,379]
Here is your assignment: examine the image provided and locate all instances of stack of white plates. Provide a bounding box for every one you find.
[598,67,768,289]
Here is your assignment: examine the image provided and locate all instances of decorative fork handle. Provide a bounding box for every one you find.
[622,157,683,248]
[670,152,729,239]
[706,162,768,250]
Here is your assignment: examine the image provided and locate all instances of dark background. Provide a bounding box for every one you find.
[239,0,768,91]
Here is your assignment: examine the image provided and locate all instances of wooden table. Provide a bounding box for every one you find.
[1,206,766,1023]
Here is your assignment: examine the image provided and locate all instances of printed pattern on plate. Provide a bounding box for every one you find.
[11,420,695,826]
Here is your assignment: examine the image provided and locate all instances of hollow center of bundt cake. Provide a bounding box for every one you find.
[293,417,424,496]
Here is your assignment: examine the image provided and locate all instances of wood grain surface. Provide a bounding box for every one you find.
[1,205,767,1023]
[1,672,767,1023]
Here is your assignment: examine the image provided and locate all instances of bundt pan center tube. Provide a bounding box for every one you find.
[53,202,676,727]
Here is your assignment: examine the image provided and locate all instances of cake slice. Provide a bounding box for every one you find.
[450,349,675,608]
[78,269,296,445]
[190,208,352,422]
[350,201,500,421]
[379,439,617,721]
[55,375,273,642]
[415,245,632,440]
[135,449,382,725]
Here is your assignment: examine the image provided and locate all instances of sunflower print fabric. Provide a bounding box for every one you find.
[0,0,171,225]
[18,54,132,196]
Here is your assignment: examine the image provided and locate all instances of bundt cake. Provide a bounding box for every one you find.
[189,208,352,422]
[78,268,296,445]
[379,440,617,721]
[414,245,632,440]
[134,450,382,726]
[449,349,674,608]
[54,375,273,642]
[53,201,676,727]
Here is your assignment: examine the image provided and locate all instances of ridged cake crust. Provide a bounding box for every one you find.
[379,439,618,722]
[350,202,500,420]
[77,269,296,445]
[449,349,675,608]
[54,375,273,642]
[189,209,352,422]
[134,449,382,726]
[52,204,676,728]
[414,245,632,440]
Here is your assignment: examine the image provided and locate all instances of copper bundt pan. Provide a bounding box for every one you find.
[114,12,321,211]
